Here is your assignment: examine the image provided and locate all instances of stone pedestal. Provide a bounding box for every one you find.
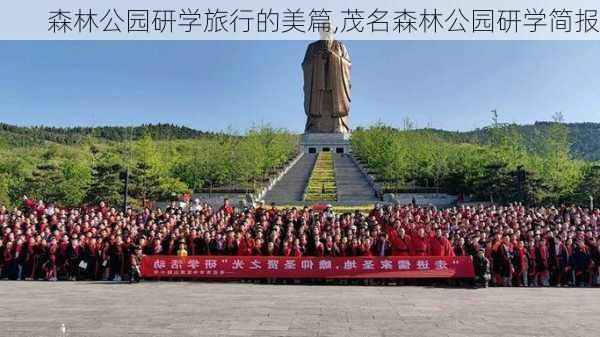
[299,132,351,154]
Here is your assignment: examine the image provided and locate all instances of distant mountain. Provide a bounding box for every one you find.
[2,121,600,160]
[443,122,600,161]
[359,122,600,161]
[0,123,217,146]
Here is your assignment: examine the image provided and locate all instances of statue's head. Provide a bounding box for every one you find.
[318,21,335,41]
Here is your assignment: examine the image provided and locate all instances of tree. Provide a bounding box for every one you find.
[86,162,124,207]
[130,161,161,206]
[511,166,545,206]
[22,163,63,203]
[55,160,92,207]
[157,177,189,200]
[473,161,512,203]
[536,117,582,203]
[0,174,11,207]
[574,164,600,207]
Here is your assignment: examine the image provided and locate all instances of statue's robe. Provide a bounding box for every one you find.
[302,39,351,133]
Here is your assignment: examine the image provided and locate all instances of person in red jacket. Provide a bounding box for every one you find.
[281,241,292,256]
[412,228,430,256]
[513,241,529,287]
[535,237,550,286]
[527,240,537,286]
[361,238,373,257]
[265,242,276,256]
[391,227,413,256]
[220,199,234,216]
[3,241,16,279]
[44,237,58,281]
[291,239,303,257]
[429,228,454,257]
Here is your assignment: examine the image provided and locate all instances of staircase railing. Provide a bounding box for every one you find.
[255,152,304,203]
[348,154,384,200]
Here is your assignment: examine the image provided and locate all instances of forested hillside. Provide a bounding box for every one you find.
[2,121,600,208]
[0,125,297,208]
[4,121,600,160]
[0,123,216,146]
[352,121,600,206]
[418,122,600,161]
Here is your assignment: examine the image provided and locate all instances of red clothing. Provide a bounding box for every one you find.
[282,247,292,256]
[536,244,549,272]
[24,198,37,210]
[313,243,324,257]
[453,245,467,256]
[221,205,234,216]
[429,236,454,257]
[361,243,373,257]
[252,245,263,256]
[238,239,253,256]
[291,247,303,257]
[392,235,413,256]
[516,247,528,274]
[411,236,430,256]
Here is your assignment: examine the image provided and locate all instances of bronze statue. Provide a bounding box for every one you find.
[302,30,351,133]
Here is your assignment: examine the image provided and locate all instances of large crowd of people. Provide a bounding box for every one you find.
[1,196,599,287]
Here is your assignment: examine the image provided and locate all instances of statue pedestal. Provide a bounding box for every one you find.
[299,132,351,154]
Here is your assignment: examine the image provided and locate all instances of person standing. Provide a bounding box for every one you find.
[392,227,413,256]
[473,248,491,288]
[374,233,392,257]
[573,235,591,287]
[412,228,430,256]
[176,242,188,257]
[66,238,83,281]
[109,237,125,281]
[430,228,453,257]
[512,241,529,287]
[535,237,550,286]
[129,247,143,283]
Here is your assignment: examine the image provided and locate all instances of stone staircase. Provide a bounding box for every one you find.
[261,152,380,205]
[332,153,379,203]
[262,153,317,204]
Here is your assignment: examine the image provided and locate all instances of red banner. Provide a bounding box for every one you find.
[141,256,474,279]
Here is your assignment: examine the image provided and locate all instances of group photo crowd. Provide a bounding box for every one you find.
[1,197,599,287]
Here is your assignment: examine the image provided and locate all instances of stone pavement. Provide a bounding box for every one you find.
[1,281,599,337]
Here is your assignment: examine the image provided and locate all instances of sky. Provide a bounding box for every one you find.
[0,40,599,133]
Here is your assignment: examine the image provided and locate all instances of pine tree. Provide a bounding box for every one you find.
[130,161,161,207]
[574,164,600,208]
[22,163,63,203]
[86,162,124,207]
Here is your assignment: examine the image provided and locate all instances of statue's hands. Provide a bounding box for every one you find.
[331,112,348,118]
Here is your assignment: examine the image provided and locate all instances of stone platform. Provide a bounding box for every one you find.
[1,281,599,337]
[299,132,351,154]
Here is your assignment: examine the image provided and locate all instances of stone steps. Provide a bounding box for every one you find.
[262,152,380,205]
[332,153,379,202]
[262,153,317,204]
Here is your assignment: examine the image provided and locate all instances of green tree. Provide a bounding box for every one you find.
[86,161,124,207]
[473,161,512,203]
[574,164,600,207]
[130,161,161,206]
[56,160,92,207]
[22,163,63,202]
[536,119,582,203]
[0,173,11,207]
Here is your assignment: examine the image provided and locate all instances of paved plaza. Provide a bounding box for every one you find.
[0,281,599,337]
